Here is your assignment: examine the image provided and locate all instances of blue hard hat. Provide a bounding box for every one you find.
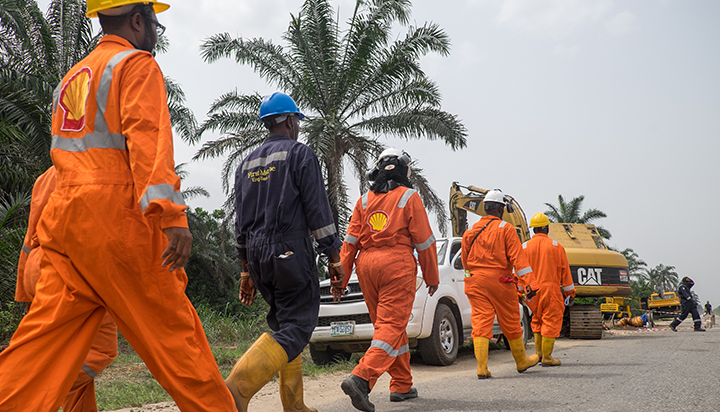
[259,92,305,121]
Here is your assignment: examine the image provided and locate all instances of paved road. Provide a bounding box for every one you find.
[320,323,720,412]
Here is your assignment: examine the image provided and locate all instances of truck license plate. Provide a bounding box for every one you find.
[330,321,355,336]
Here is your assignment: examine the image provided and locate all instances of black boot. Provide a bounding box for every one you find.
[669,320,679,332]
[341,375,375,412]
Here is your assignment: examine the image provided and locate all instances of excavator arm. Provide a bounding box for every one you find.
[449,182,531,242]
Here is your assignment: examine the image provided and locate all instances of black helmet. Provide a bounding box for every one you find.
[682,277,694,287]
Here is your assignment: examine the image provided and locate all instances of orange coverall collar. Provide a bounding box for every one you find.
[97,34,138,49]
[532,233,549,239]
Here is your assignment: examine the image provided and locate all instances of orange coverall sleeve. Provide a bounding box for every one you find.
[406,192,439,286]
[340,197,364,288]
[558,246,575,297]
[503,225,532,286]
[120,55,187,230]
[15,167,57,303]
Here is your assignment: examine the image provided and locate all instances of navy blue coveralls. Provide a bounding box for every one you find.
[669,282,702,330]
[235,134,341,360]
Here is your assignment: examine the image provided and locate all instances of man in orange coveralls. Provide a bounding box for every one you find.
[15,166,118,412]
[522,212,575,367]
[339,149,439,412]
[462,189,538,379]
[0,2,236,411]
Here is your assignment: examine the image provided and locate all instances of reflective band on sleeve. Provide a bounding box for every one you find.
[361,193,368,209]
[499,221,507,228]
[518,285,524,292]
[562,284,575,291]
[397,189,417,208]
[369,340,410,357]
[552,240,558,246]
[516,267,532,276]
[344,234,358,245]
[522,242,527,249]
[139,183,186,211]
[241,151,288,171]
[312,223,336,240]
[52,82,61,115]
[22,244,33,254]
[52,132,126,152]
[414,234,436,251]
[81,364,96,379]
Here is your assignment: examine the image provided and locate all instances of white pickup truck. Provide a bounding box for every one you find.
[309,237,531,366]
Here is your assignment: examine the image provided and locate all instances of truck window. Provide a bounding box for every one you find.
[436,239,448,265]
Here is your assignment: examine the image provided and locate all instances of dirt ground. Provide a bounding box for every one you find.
[108,339,591,412]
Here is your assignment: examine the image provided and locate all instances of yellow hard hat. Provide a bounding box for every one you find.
[530,212,550,228]
[86,0,169,18]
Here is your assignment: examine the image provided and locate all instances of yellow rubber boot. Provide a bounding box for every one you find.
[541,337,561,367]
[508,338,539,373]
[279,355,317,412]
[225,333,289,412]
[473,337,491,379]
[533,333,543,358]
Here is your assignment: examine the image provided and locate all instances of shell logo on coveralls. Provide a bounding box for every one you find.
[59,67,93,131]
[368,211,389,232]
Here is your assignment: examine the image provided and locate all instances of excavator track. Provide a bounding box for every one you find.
[568,304,603,339]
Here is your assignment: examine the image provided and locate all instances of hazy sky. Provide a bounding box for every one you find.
[39,0,719,304]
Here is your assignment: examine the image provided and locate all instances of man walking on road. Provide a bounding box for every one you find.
[522,213,575,366]
[228,92,345,412]
[669,277,705,332]
[15,167,118,412]
[462,189,539,379]
[339,148,439,412]
[0,2,238,410]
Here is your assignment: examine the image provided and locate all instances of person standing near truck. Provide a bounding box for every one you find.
[228,92,345,412]
[705,301,712,315]
[522,212,575,366]
[339,148,439,412]
[669,277,705,332]
[462,189,538,379]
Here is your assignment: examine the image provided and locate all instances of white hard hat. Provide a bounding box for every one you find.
[484,189,506,204]
[376,148,410,167]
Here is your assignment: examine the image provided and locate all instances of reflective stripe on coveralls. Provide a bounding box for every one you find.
[341,186,438,393]
[523,232,574,338]
[462,215,533,340]
[0,35,232,411]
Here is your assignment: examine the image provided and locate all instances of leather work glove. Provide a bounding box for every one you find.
[328,262,345,302]
[239,272,256,306]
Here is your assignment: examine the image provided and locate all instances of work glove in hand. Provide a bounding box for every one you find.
[240,273,256,306]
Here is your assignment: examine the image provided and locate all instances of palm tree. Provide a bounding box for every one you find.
[612,247,647,281]
[196,0,467,234]
[544,194,612,239]
[645,264,679,294]
[0,0,101,200]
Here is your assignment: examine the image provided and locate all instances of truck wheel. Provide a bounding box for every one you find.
[418,303,459,366]
[309,346,352,365]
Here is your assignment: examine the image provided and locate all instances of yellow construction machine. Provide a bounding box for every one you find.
[449,182,631,339]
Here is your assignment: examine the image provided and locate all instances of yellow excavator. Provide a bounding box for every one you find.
[450,182,631,339]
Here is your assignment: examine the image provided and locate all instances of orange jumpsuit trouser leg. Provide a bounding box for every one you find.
[62,312,118,412]
[0,186,234,411]
[465,273,523,340]
[352,248,415,394]
[536,285,564,338]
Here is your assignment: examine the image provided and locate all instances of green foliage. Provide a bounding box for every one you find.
[0,193,31,344]
[611,247,647,280]
[197,0,467,233]
[628,279,654,309]
[645,263,679,294]
[544,194,612,239]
